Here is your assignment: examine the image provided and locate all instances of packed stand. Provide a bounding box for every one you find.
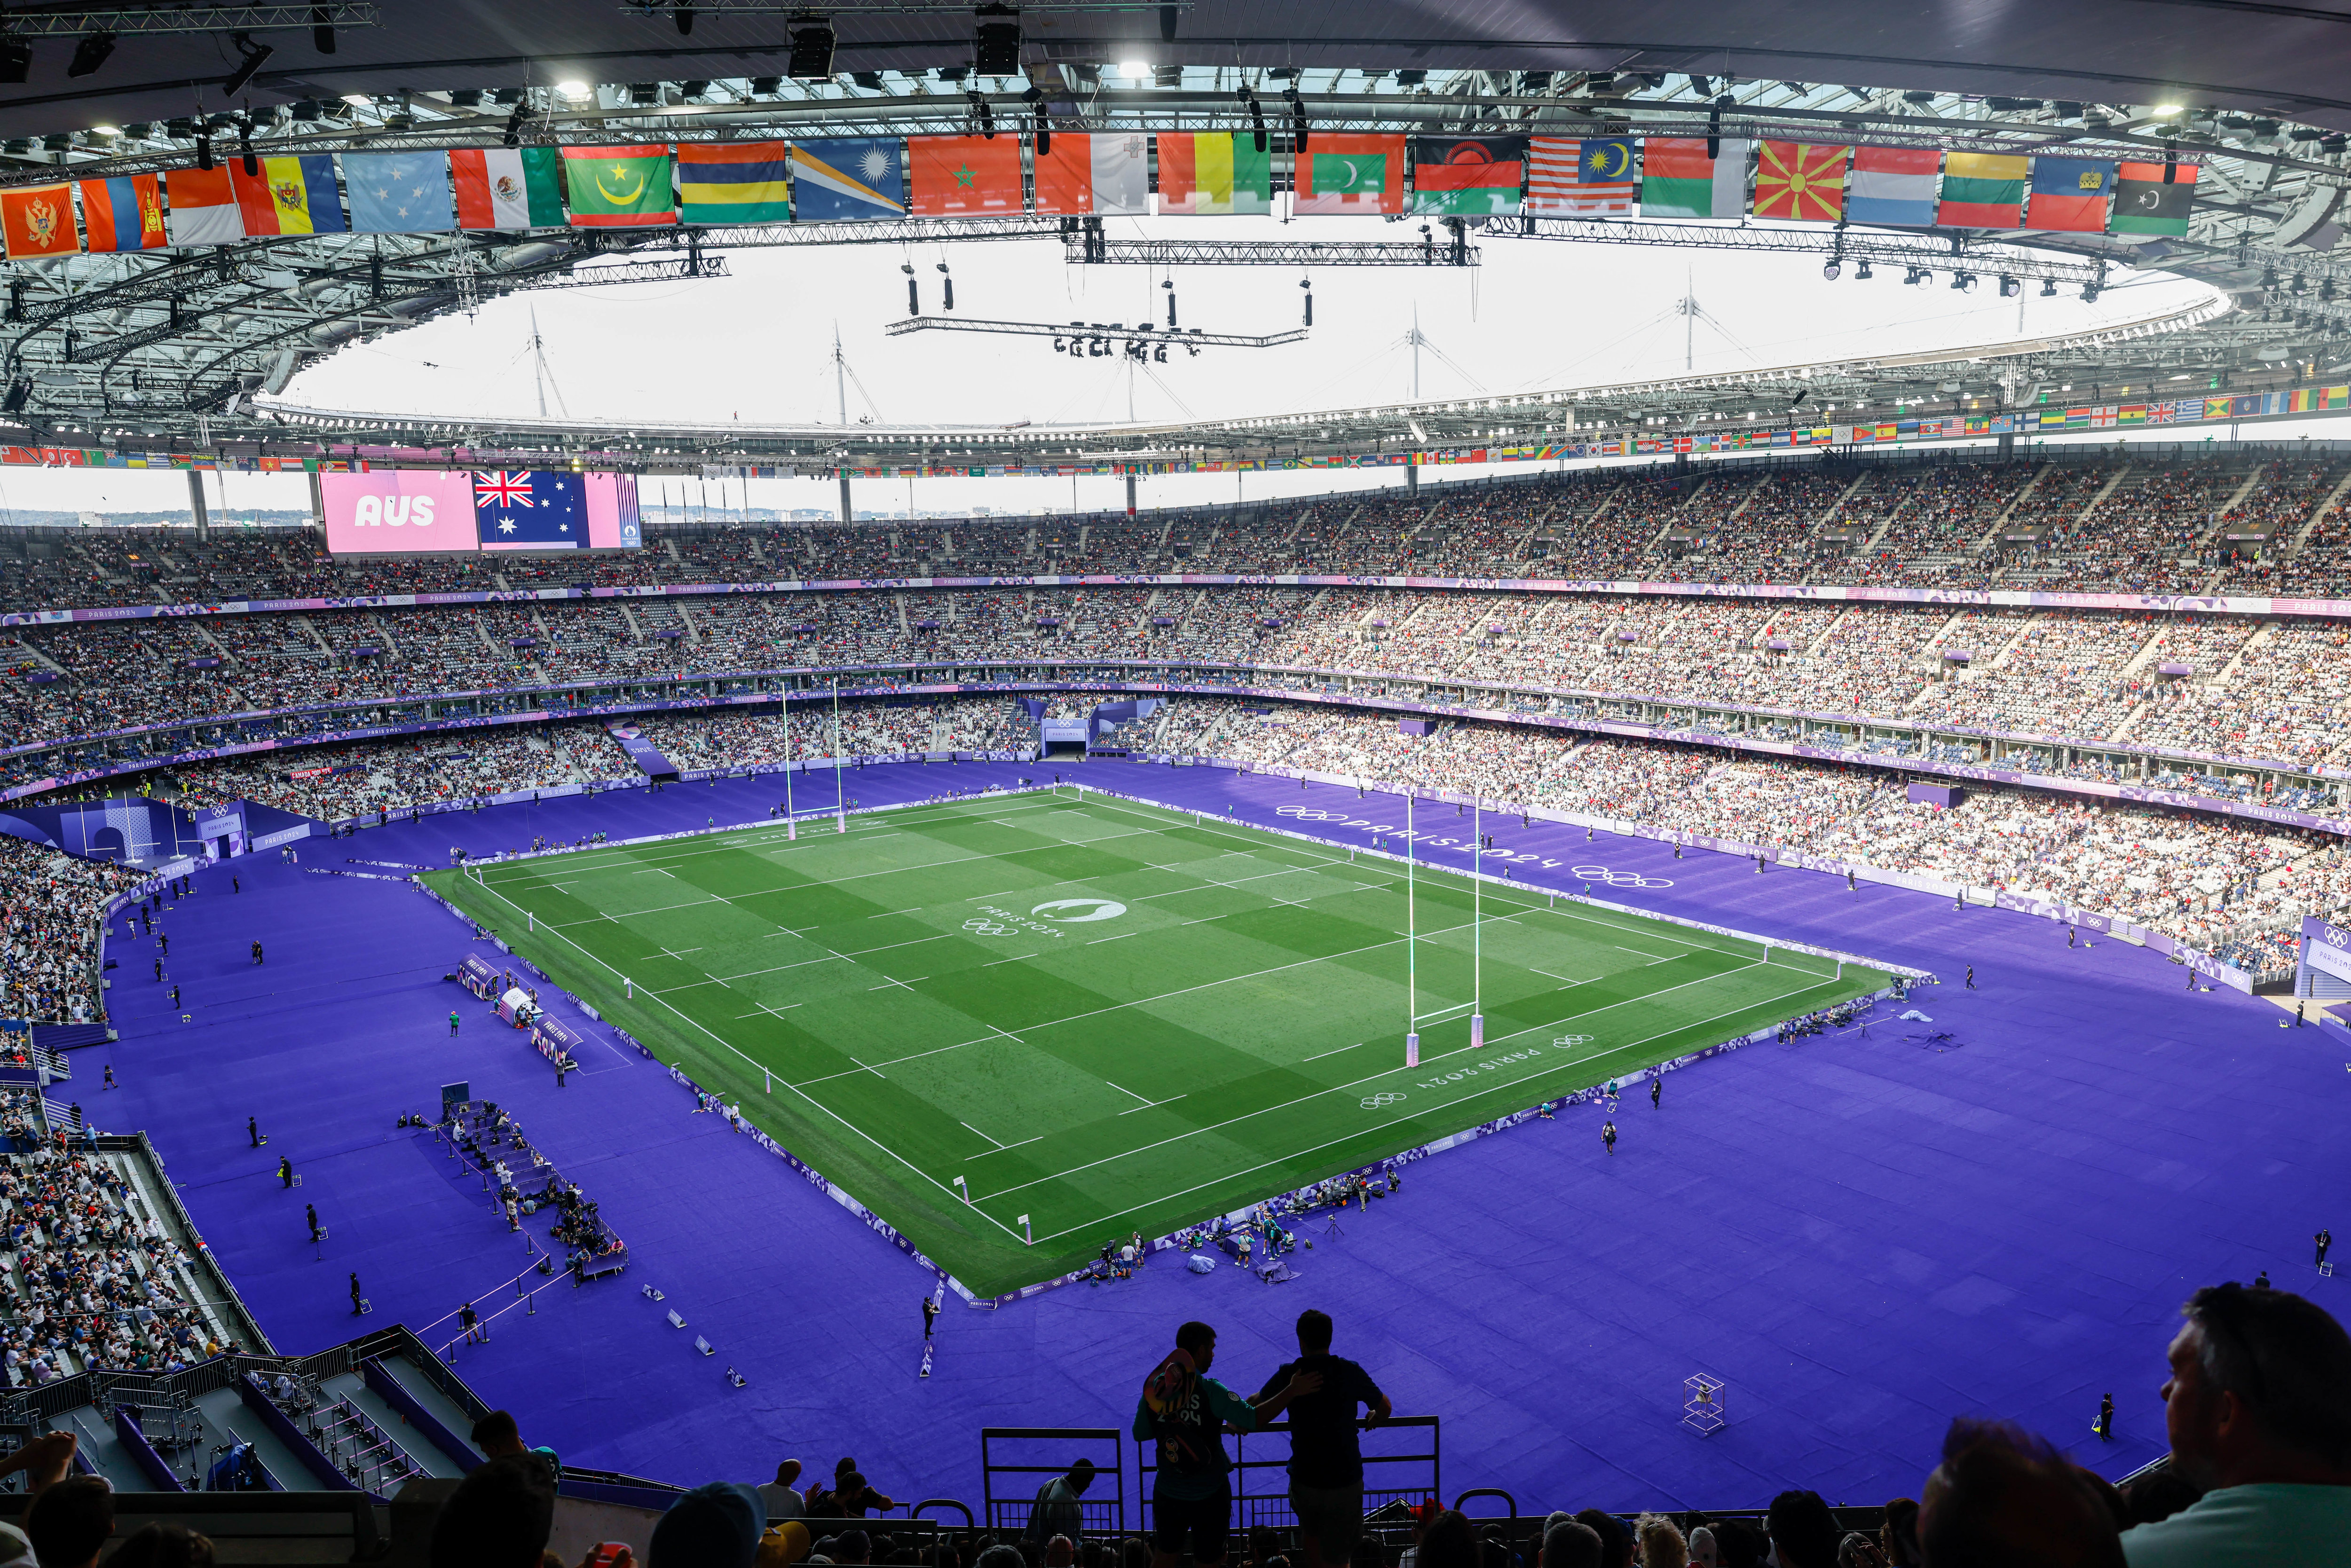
[0,836,140,1024]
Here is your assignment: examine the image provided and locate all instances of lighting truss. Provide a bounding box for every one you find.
[1487,216,2110,284]
[493,255,732,292]
[1057,235,1479,267]
[618,0,1183,11]
[884,315,1306,348]
[0,4,378,36]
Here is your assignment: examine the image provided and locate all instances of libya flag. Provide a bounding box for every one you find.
[562,145,677,228]
[2110,160,2196,236]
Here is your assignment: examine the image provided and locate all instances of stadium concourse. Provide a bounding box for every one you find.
[73,751,2346,1519]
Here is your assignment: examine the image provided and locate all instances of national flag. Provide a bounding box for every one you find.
[789,138,907,221]
[1408,135,1526,215]
[2110,160,2197,236]
[2026,157,2116,232]
[1937,152,2027,227]
[230,155,346,236]
[450,148,564,230]
[1639,137,1746,218]
[343,152,455,233]
[0,184,78,260]
[1031,133,1151,215]
[1156,133,1270,215]
[676,141,792,224]
[563,146,675,228]
[908,135,1025,216]
[1845,145,1940,227]
[1292,133,1404,214]
[163,167,244,245]
[1526,137,1636,217]
[474,470,590,549]
[79,174,165,252]
[1752,142,1850,221]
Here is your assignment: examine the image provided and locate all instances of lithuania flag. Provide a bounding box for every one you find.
[2109,160,2196,236]
[1937,152,2027,228]
[562,146,677,228]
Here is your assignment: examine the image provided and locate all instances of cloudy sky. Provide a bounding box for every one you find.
[0,213,2270,524]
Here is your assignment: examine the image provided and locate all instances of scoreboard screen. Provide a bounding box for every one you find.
[323,470,641,553]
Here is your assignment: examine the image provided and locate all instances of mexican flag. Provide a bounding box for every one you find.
[562,145,677,228]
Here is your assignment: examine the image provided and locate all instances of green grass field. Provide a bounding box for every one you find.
[422,789,1886,1296]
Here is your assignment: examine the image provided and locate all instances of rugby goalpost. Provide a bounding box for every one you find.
[1402,788,1486,1069]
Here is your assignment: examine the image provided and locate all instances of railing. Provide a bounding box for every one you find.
[1135,1416,1441,1536]
[981,1427,1126,1536]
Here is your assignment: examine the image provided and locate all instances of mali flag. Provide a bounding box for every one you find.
[2025,157,2116,232]
[1293,134,1404,214]
[0,183,78,260]
[1751,142,1849,222]
[563,146,677,228]
[230,156,346,236]
[79,174,165,252]
[1937,153,2027,228]
[2110,160,2196,236]
[908,135,1025,217]
[677,141,792,224]
[1156,134,1270,215]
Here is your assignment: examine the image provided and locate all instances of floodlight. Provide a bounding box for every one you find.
[1822,260,1841,280]
[1998,276,2020,297]
[2041,278,2059,297]
[0,38,31,85]
[222,36,273,97]
[67,30,115,79]
[1116,60,1151,80]
[1854,260,1873,281]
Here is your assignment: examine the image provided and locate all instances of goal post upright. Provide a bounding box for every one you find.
[830,677,847,833]
[1470,795,1483,1050]
[1405,784,1418,1069]
[783,687,797,839]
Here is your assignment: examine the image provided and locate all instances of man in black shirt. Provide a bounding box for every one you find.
[1253,1310,1391,1568]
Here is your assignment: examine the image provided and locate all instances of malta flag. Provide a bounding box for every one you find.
[164,167,245,245]
[0,183,79,260]
[79,174,166,251]
[1031,134,1150,215]
[908,135,1025,216]
[231,155,346,236]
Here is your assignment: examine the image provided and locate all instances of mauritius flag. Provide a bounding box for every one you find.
[677,141,792,224]
[562,146,676,228]
[474,471,590,549]
[1409,136,1526,214]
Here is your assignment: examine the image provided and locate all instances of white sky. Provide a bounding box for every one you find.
[1,214,2314,524]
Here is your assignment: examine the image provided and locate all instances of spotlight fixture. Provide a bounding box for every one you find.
[1822,259,1842,281]
[221,34,273,98]
[974,3,1022,76]
[67,30,115,79]
[2081,281,2101,303]
[749,75,781,95]
[675,1,695,37]
[1240,87,1266,152]
[313,5,336,54]
[787,23,835,80]
[1854,259,1873,281]
[969,89,995,138]
[1903,267,1926,286]
[1286,86,1308,153]
[1954,272,1976,292]
[2041,278,2059,297]
[1998,275,2020,297]
[0,37,31,85]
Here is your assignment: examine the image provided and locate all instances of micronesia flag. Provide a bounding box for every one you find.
[474,470,589,549]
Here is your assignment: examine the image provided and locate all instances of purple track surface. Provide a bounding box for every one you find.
[94,760,2347,1516]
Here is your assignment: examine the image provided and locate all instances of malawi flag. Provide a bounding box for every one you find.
[1293,134,1405,214]
[677,142,793,224]
[563,146,676,228]
[1937,152,2026,227]
[909,135,1025,217]
[0,184,77,260]
[2110,160,2196,236]
[1158,133,1270,215]
[1752,142,1849,221]
[1640,138,1746,218]
[2025,157,2116,232]
[1409,136,1526,214]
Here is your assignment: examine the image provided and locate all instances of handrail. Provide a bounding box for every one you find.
[1454,1488,1517,1519]
[912,1498,977,1528]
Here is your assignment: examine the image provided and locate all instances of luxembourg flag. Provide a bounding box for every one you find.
[163,166,244,245]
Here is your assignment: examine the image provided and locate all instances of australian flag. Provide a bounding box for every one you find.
[473,471,588,549]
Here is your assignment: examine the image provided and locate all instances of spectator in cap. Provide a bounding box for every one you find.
[651,1481,766,1568]
[430,1452,555,1568]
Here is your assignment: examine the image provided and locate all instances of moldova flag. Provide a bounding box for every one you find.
[230,155,347,236]
[2025,157,2116,232]
[79,174,166,252]
[677,141,792,224]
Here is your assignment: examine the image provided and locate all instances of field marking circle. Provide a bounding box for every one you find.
[1361,1092,1407,1109]
[1029,898,1128,923]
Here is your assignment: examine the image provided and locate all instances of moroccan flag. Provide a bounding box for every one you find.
[1937,152,2027,227]
[1845,145,1939,227]
[909,135,1025,216]
[2026,157,2116,232]
[1157,133,1270,215]
[1293,133,1404,214]
[0,183,78,260]
[230,155,346,236]
[79,174,164,252]
[1032,133,1151,215]
[164,166,244,244]
[562,145,676,228]
[677,141,792,224]
[2110,160,2196,236]
[1640,137,1746,218]
[1408,136,1525,215]
[1752,142,1849,221]
[451,148,564,230]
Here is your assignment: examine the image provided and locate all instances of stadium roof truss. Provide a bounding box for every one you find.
[0,64,2346,464]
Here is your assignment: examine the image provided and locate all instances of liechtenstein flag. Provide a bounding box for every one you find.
[473,471,588,549]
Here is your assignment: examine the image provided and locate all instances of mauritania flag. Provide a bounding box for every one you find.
[451,148,564,230]
[677,141,791,224]
[1639,137,1747,218]
[1845,145,1940,227]
[1156,133,1271,215]
[230,155,346,236]
[2109,160,2196,236]
[564,145,676,228]
[789,138,907,221]
[1408,135,1526,215]
[343,151,455,234]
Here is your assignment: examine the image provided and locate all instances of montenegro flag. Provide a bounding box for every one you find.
[0,183,79,260]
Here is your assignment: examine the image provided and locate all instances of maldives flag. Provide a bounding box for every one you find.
[1408,135,1526,215]
[0,183,77,260]
[79,174,166,252]
[908,135,1024,216]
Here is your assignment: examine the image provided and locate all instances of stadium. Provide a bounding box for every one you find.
[0,0,2348,1562]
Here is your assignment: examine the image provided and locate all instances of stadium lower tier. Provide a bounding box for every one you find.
[67,760,2348,1520]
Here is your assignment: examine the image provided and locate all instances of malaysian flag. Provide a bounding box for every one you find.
[1527,136,1637,217]
[474,470,590,549]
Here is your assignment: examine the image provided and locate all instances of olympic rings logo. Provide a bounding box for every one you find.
[964,919,1016,937]
[1571,866,1674,889]
[1361,1092,1407,1109]
[1277,808,1357,822]
[1552,1034,1595,1050]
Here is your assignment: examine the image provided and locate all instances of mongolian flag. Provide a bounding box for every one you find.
[79,174,165,252]
[1409,135,1526,215]
[908,135,1025,216]
[2110,160,2196,236]
[562,145,677,228]
[1292,133,1405,214]
[2025,157,2117,232]
[1752,142,1850,221]
[0,183,78,260]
